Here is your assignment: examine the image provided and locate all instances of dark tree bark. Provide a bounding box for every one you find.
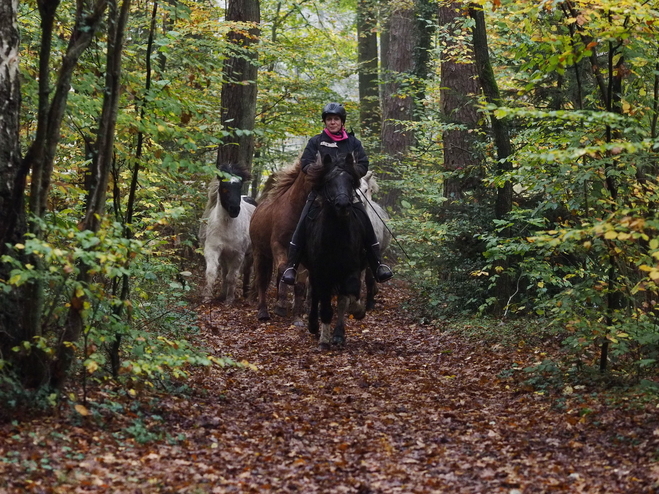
[379,3,416,210]
[0,0,28,369]
[54,0,132,389]
[438,3,482,201]
[0,0,108,387]
[469,4,513,315]
[469,4,512,219]
[84,0,132,233]
[357,0,381,143]
[380,5,415,158]
[0,0,25,252]
[217,0,260,174]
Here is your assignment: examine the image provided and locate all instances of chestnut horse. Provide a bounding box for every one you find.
[249,160,311,321]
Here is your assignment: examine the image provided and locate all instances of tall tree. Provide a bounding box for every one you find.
[55,0,133,389]
[438,2,482,201]
[217,0,260,175]
[357,0,381,144]
[0,0,108,387]
[0,0,26,368]
[469,3,512,219]
[469,3,513,314]
[380,4,415,157]
[379,2,417,210]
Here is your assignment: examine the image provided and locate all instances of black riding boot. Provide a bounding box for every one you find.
[281,192,315,285]
[281,243,302,285]
[355,203,393,283]
[367,242,393,283]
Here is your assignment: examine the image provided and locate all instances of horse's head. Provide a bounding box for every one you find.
[359,170,379,201]
[312,153,360,217]
[217,163,251,218]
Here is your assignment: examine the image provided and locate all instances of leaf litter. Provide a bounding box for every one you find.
[1,279,659,492]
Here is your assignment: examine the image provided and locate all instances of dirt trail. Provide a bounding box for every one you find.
[1,280,658,492]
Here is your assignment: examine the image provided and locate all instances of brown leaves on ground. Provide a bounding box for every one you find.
[2,280,659,492]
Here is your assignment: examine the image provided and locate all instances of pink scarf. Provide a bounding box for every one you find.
[323,127,348,141]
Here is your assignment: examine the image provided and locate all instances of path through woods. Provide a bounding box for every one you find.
[1,280,659,492]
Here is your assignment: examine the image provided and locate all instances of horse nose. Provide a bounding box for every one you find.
[334,194,351,214]
[228,206,240,218]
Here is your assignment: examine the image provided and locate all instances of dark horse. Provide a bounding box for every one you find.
[249,160,311,321]
[303,153,366,348]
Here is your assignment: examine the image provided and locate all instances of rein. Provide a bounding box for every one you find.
[357,188,412,263]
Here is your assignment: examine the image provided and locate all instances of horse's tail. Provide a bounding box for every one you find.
[198,177,220,245]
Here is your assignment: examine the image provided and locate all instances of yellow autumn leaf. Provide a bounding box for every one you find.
[85,360,99,373]
[74,404,90,416]
[604,231,618,240]
[8,274,22,285]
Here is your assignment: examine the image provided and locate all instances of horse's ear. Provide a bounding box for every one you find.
[345,153,354,167]
[322,153,333,167]
[364,170,373,181]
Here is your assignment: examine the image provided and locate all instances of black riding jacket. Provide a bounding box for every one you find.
[300,131,369,178]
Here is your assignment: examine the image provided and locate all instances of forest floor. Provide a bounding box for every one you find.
[2,279,659,493]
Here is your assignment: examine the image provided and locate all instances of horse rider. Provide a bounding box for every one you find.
[281,102,394,286]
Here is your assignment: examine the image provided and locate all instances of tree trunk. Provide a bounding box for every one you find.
[0,0,30,374]
[379,3,416,210]
[469,4,513,315]
[1,0,108,387]
[469,4,512,219]
[217,0,260,175]
[438,3,482,201]
[357,0,380,143]
[54,0,131,389]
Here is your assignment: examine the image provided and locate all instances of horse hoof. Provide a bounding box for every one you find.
[273,306,288,317]
[365,301,376,311]
[332,336,345,347]
[349,302,366,320]
[257,310,270,321]
[318,342,331,351]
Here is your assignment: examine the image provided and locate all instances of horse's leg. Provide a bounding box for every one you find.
[273,246,290,317]
[348,270,367,320]
[308,285,319,336]
[333,294,354,347]
[222,253,242,304]
[292,267,308,326]
[318,291,333,350]
[203,245,220,303]
[365,267,378,312]
[254,252,272,320]
[242,251,253,300]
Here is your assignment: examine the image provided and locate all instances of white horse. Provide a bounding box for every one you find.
[358,171,392,311]
[199,163,256,304]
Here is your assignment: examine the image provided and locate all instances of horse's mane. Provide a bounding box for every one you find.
[258,159,302,203]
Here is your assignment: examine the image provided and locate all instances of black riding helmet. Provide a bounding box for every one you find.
[321,102,347,124]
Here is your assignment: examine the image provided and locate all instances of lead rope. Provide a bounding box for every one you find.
[357,188,412,264]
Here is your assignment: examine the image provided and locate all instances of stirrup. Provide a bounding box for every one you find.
[281,267,297,285]
[375,264,393,283]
